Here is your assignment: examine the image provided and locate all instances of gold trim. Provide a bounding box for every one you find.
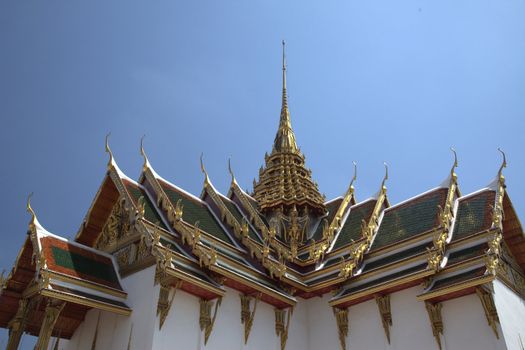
[240,293,261,344]
[41,289,131,316]
[417,275,494,301]
[330,269,433,307]
[47,271,127,299]
[275,307,293,350]
[200,297,222,345]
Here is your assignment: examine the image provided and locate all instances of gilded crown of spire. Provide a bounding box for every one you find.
[253,42,326,225]
[274,40,298,154]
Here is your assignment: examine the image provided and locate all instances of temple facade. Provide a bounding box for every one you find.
[1,44,525,350]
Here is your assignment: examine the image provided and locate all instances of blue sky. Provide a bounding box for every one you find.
[1,0,524,347]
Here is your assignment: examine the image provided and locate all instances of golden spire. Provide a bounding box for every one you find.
[273,40,298,154]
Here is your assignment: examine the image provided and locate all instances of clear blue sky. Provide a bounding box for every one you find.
[1,0,524,348]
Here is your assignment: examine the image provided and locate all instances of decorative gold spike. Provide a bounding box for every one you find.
[140,135,149,172]
[425,302,443,350]
[136,196,145,220]
[333,307,349,350]
[200,297,222,345]
[476,287,499,338]
[105,133,114,169]
[492,149,507,229]
[275,307,293,350]
[90,312,101,350]
[375,295,392,344]
[240,293,261,344]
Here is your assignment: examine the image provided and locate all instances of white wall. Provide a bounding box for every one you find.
[493,279,525,350]
[58,265,158,350]
[57,273,524,350]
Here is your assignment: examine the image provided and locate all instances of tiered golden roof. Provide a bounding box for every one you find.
[253,41,326,216]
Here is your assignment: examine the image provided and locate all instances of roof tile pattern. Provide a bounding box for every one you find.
[452,190,495,241]
[332,200,376,251]
[371,188,448,250]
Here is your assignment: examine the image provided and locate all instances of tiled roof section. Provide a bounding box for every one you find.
[341,263,427,296]
[430,267,486,291]
[452,190,495,241]
[332,200,376,251]
[362,242,429,272]
[123,180,166,228]
[371,188,448,251]
[311,198,343,241]
[160,181,233,245]
[446,243,488,266]
[220,196,262,243]
[41,237,122,290]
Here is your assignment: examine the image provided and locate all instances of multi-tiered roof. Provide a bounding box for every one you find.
[1,46,524,350]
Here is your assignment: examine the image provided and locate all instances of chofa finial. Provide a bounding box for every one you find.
[200,153,209,183]
[105,133,114,169]
[450,147,458,177]
[26,192,37,228]
[497,148,507,182]
[140,135,149,171]
[228,157,236,184]
[349,161,357,188]
[381,162,389,189]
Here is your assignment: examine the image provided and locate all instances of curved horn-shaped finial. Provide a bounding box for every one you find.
[200,153,209,184]
[27,192,36,225]
[105,133,114,168]
[450,147,458,176]
[498,148,507,177]
[381,162,389,189]
[140,135,149,171]
[228,157,236,184]
[349,161,357,188]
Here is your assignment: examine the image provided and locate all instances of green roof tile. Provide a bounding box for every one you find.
[332,200,376,251]
[446,244,487,265]
[452,191,495,241]
[372,189,447,250]
[51,246,120,287]
[161,182,233,245]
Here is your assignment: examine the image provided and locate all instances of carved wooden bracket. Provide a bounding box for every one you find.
[157,279,182,330]
[275,307,293,350]
[375,295,392,344]
[332,307,349,350]
[200,297,222,345]
[240,293,261,344]
[476,287,500,338]
[35,299,65,350]
[425,302,443,350]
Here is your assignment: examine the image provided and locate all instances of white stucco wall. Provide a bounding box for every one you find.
[57,272,524,350]
[493,279,525,350]
[57,265,158,350]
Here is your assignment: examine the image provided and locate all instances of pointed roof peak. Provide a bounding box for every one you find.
[273,40,298,154]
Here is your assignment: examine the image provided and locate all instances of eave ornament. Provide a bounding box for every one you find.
[157,279,183,330]
[425,302,444,350]
[35,299,65,350]
[375,294,392,344]
[332,307,349,350]
[240,293,261,344]
[200,297,222,345]
[275,307,293,350]
[476,287,500,338]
